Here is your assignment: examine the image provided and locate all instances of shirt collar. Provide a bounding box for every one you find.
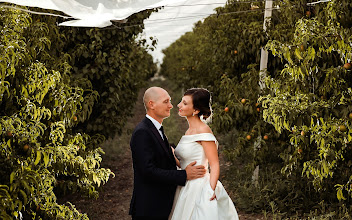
[146,114,162,130]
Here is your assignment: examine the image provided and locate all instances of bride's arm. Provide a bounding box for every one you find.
[171,145,181,168]
[201,141,220,192]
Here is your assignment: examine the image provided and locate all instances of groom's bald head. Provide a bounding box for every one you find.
[143,87,165,111]
[143,87,172,123]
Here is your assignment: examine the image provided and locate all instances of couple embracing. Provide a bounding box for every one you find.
[129,87,238,220]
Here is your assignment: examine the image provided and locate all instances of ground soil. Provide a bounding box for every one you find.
[59,82,266,220]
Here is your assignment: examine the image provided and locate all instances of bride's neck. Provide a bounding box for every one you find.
[186,115,202,129]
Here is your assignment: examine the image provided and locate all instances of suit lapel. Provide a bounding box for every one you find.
[144,118,173,160]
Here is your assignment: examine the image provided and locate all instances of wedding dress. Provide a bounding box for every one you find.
[169,133,239,220]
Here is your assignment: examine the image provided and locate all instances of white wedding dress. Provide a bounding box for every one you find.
[169,133,239,220]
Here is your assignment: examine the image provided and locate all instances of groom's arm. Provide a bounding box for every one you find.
[131,129,187,186]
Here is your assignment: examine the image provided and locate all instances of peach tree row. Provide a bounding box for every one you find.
[0,5,156,219]
[160,0,352,217]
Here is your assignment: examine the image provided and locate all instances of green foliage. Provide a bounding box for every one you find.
[0,5,156,218]
[160,0,352,217]
[261,0,352,203]
[160,0,288,214]
[161,0,266,95]
[25,10,157,139]
[60,12,157,138]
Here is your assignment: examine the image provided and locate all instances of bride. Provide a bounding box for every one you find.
[169,88,239,220]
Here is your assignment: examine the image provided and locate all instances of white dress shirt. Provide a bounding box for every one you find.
[146,114,164,140]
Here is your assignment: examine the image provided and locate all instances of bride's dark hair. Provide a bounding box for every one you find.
[184,88,212,119]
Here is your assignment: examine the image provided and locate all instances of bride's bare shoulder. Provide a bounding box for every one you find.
[197,124,212,134]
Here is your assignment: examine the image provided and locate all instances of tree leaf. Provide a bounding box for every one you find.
[34,151,41,166]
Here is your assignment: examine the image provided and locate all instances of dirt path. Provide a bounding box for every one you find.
[61,80,266,220]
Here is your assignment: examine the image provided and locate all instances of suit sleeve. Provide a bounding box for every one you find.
[131,129,187,186]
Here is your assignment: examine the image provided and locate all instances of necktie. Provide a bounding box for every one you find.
[159,126,166,140]
[159,126,173,159]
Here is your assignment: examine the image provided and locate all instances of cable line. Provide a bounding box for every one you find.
[0,0,331,30]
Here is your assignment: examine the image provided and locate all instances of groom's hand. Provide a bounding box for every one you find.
[185,161,206,180]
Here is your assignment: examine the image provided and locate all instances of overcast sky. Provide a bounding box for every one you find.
[143,0,227,63]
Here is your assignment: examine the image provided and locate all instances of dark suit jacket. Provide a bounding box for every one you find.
[129,117,187,218]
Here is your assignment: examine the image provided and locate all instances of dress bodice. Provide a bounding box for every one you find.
[175,133,218,170]
[170,133,239,220]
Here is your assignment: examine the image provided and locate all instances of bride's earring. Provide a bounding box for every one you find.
[192,112,195,116]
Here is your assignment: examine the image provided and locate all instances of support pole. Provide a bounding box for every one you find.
[253,0,273,187]
[259,0,273,89]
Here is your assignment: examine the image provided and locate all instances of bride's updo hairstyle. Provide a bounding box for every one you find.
[184,88,212,120]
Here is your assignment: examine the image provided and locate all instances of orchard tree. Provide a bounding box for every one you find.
[261,0,352,203]
[160,0,352,217]
[160,0,293,212]
[0,4,157,217]
[161,0,267,95]
[28,10,157,139]
[60,12,157,138]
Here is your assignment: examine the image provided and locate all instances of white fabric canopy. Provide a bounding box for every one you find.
[0,0,227,61]
[0,0,180,27]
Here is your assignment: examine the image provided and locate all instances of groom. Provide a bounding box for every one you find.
[129,87,206,220]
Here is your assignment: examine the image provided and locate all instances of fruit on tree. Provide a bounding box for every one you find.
[23,144,30,152]
[343,63,352,70]
[263,135,269,140]
[224,107,229,112]
[155,0,352,211]
[73,115,78,122]
[241,98,246,104]
[6,131,12,137]
[246,135,251,140]
[306,11,311,17]
[349,113,352,119]
[300,44,305,52]
[234,50,238,54]
[339,125,347,132]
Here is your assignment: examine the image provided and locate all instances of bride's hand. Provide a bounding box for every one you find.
[210,192,216,201]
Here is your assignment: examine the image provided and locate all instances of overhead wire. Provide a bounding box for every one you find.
[113,7,278,29]
[162,1,266,7]
[112,0,331,29]
[307,0,330,5]
[0,0,332,30]
[0,0,276,22]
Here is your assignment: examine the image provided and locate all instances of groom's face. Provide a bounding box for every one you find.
[153,90,173,120]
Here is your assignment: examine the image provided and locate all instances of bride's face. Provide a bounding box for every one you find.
[177,95,195,117]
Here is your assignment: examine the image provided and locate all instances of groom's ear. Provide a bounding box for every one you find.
[149,100,155,110]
